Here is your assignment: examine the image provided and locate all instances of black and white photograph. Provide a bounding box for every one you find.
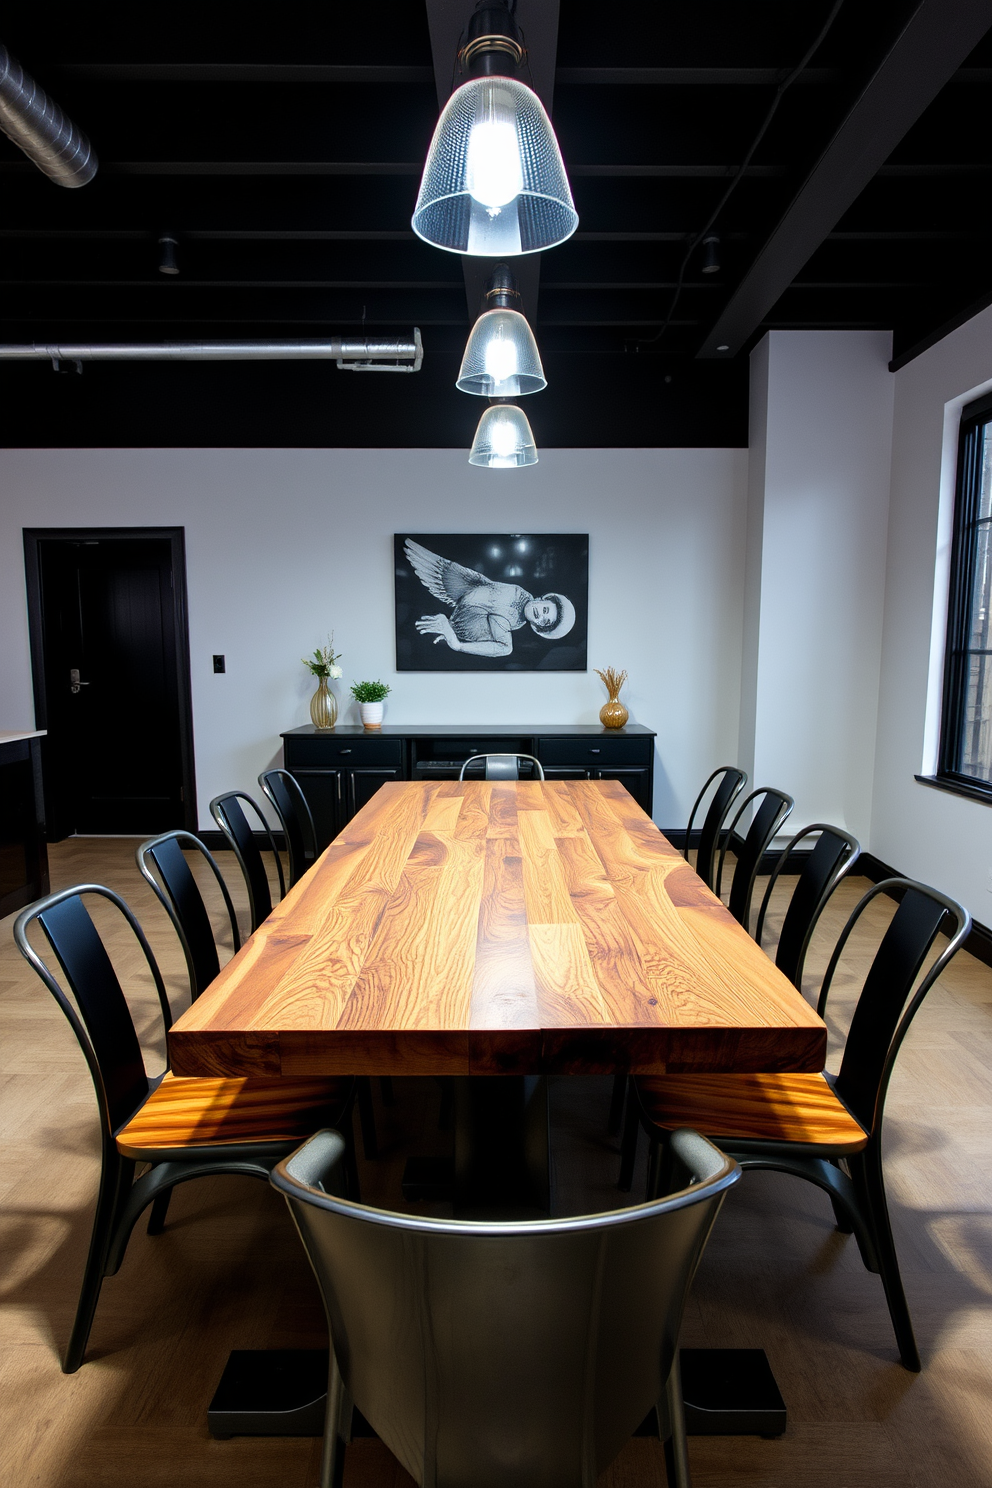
[394,533,588,671]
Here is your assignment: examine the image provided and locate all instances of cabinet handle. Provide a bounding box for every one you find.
[340,749,351,755]
[589,748,601,754]
[336,774,342,801]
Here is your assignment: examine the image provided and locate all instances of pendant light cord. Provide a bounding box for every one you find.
[627,0,846,352]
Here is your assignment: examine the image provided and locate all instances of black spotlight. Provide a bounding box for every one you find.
[700,233,721,275]
[158,235,179,275]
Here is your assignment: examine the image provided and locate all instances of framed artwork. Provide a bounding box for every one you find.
[394,533,589,672]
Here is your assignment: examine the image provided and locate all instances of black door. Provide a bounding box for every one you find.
[27,533,194,837]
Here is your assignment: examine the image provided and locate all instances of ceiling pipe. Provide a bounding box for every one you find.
[0,43,97,187]
[0,332,424,373]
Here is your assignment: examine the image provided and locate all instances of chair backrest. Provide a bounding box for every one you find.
[13,885,171,1136]
[258,768,317,888]
[684,766,747,890]
[272,1127,738,1488]
[137,830,241,999]
[822,878,970,1135]
[458,753,546,781]
[754,823,860,988]
[716,786,794,929]
[209,791,286,932]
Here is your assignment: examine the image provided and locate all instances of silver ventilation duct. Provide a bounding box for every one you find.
[0,44,97,187]
[0,332,424,373]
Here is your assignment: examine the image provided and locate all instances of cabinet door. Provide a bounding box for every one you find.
[592,767,651,813]
[346,768,401,823]
[290,768,343,852]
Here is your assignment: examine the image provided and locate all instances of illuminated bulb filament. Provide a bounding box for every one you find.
[483,328,519,384]
[489,413,519,459]
[466,118,523,211]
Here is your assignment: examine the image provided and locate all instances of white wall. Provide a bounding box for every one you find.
[871,302,992,922]
[742,331,894,841]
[0,446,747,831]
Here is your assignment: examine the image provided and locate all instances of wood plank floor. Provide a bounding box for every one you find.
[2,836,992,1487]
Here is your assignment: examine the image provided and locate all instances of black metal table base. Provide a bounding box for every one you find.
[207,1347,786,1440]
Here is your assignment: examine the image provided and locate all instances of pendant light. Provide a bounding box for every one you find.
[457,264,546,397]
[469,402,538,468]
[412,3,577,257]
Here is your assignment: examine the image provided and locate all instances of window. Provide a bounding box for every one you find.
[939,391,992,795]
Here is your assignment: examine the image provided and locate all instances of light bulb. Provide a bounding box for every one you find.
[489,412,518,458]
[483,326,518,383]
[466,116,523,212]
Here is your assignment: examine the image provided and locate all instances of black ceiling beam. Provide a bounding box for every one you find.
[0,158,787,179]
[48,62,843,86]
[697,0,992,359]
[424,0,560,328]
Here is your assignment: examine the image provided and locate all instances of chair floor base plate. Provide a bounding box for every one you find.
[681,1348,787,1437]
[207,1347,786,1440]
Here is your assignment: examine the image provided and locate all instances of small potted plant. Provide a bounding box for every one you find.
[351,679,391,730]
[302,636,343,730]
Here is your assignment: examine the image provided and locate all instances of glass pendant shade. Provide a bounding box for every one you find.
[469,404,538,468]
[412,76,578,256]
[456,308,546,397]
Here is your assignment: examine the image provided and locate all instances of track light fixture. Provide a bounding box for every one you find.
[158,235,179,275]
[700,233,721,275]
[412,3,577,256]
[457,264,546,397]
[469,401,538,468]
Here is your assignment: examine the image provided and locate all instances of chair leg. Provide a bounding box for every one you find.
[320,1349,348,1488]
[661,1351,691,1488]
[608,1073,628,1135]
[618,1090,641,1192]
[852,1149,921,1372]
[146,1188,172,1235]
[63,1155,134,1374]
[356,1078,378,1160]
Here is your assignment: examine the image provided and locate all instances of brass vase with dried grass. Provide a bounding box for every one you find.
[595,667,629,729]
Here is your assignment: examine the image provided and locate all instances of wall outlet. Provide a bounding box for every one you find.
[213,654,226,673]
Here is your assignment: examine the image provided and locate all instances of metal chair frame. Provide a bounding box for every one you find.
[682,765,747,891]
[715,786,795,929]
[14,884,355,1372]
[626,877,971,1372]
[209,789,286,931]
[458,753,545,781]
[272,1125,740,1488]
[753,822,861,987]
[136,829,241,1000]
[259,768,318,889]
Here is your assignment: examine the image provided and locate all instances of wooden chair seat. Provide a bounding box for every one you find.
[636,1072,868,1153]
[116,1074,352,1157]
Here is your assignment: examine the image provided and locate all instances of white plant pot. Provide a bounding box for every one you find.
[360,701,384,729]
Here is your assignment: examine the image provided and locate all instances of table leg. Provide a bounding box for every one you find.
[453,1075,550,1218]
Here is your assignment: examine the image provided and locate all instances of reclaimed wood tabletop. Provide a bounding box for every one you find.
[168,779,826,1079]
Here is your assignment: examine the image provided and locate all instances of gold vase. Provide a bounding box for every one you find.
[595,667,629,729]
[309,676,338,730]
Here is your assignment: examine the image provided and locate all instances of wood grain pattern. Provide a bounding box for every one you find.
[635,1072,869,1151]
[168,780,826,1078]
[115,1073,353,1157]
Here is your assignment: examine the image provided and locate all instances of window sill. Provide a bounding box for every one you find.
[915,774,992,807]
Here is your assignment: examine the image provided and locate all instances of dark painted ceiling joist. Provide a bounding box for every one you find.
[696,0,992,359]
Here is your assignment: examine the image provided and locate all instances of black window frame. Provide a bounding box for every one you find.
[934,389,992,803]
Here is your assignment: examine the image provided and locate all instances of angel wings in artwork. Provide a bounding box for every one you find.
[403,538,575,658]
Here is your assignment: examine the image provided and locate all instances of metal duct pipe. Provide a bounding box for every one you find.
[0,44,97,187]
[0,332,424,372]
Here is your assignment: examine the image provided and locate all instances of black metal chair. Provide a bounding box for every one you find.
[259,768,318,889]
[683,765,747,891]
[715,786,794,930]
[136,830,241,999]
[14,884,357,1372]
[621,878,971,1371]
[753,823,861,987]
[209,790,286,931]
[272,1125,740,1488]
[458,753,545,780]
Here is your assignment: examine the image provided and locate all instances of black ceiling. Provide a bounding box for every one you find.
[2,2,991,448]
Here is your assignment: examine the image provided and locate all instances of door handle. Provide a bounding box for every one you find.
[70,667,91,694]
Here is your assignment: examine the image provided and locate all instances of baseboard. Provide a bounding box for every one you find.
[856,852,992,970]
[663,827,811,876]
[199,829,287,853]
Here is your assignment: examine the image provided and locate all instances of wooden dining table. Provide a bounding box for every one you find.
[169,777,826,1084]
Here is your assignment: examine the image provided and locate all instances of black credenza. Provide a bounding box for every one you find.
[0,733,50,918]
[281,724,656,850]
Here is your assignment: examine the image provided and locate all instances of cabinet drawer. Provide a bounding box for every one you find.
[537,736,652,767]
[284,736,403,767]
